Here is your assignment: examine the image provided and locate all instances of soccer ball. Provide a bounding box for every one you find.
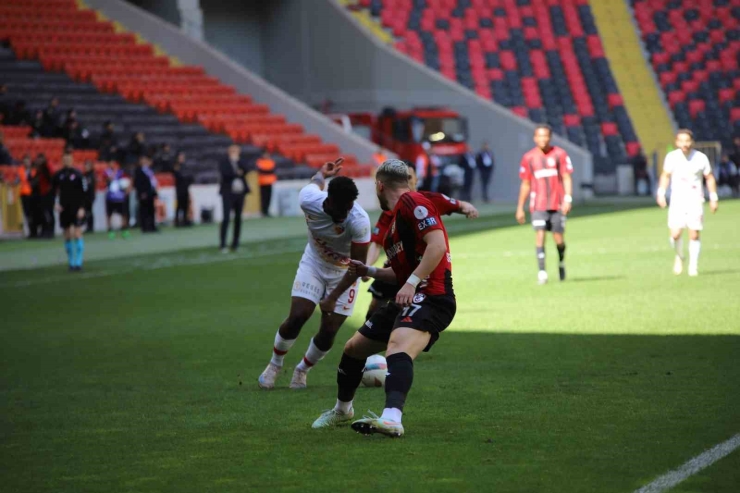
[361,354,387,387]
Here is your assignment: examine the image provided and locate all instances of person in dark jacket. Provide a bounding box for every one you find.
[33,153,55,238]
[0,131,13,165]
[219,144,252,252]
[459,150,477,201]
[43,97,62,136]
[134,154,158,233]
[83,160,96,232]
[173,152,192,227]
[476,142,495,202]
[53,153,88,270]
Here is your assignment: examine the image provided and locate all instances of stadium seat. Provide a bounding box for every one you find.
[631,0,739,148]
[0,1,373,178]
[350,0,638,168]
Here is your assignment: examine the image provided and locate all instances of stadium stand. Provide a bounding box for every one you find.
[349,0,640,171]
[0,0,374,180]
[630,0,740,148]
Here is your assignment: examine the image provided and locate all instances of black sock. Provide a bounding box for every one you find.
[384,352,414,411]
[557,243,566,263]
[536,246,546,271]
[337,352,366,403]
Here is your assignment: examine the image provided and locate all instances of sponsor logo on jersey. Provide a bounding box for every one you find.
[414,205,429,219]
[400,317,413,323]
[386,241,404,259]
[412,293,426,303]
[417,217,438,231]
[533,168,558,179]
[441,194,457,205]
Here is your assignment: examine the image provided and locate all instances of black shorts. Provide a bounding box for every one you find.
[106,200,126,217]
[60,208,84,229]
[367,279,400,300]
[358,293,456,352]
[531,210,566,233]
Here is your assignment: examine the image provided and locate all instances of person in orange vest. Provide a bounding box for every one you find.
[256,150,277,217]
[17,154,36,238]
[372,146,387,167]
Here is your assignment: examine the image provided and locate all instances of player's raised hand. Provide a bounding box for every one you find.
[348,259,368,277]
[320,158,344,179]
[515,207,526,225]
[460,201,479,219]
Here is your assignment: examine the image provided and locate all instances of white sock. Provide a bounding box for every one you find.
[270,332,296,367]
[334,399,353,414]
[381,407,403,423]
[295,338,329,372]
[670,236,684,259]
[689,239,701,269]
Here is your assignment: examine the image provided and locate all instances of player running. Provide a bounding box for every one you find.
[53,152,88,271]
[257,158,371,390]
[312,159,456,437]
[657,129,719,276]
[515,124,574,284]
[365,181,478,320]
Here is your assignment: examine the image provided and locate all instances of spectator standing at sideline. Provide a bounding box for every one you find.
[83,160,96,232]
[256,150,276,217]
[460,149,477,201]
[218,144,252,253]
[105,162,130,239]
[0,131,13,164]
[134,154,158,233]
[476,142,494,203]
[34,153,55,238]
[18,155,35,237]
[173,152,192,227]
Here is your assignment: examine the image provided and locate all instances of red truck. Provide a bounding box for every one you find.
[330,107,469,165]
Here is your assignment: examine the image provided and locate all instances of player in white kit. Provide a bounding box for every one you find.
[258,158,371,389]
[657,129,719,276]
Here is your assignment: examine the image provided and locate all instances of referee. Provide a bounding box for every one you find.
[53,152,88,271]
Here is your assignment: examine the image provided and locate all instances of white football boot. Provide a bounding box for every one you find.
[351,411,404,438]
[673,255,683,275]
[537,270,548,285]
[289,368,308,389]
[257,362,281,389]
[312,408,355,428]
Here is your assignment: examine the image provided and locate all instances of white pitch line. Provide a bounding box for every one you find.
[634,433,740,493]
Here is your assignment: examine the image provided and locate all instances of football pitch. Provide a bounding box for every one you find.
[1,201,739,493]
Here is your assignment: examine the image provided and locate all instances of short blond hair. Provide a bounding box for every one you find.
[376,159,409,189]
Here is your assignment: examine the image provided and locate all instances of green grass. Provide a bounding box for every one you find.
[1,201,739,493]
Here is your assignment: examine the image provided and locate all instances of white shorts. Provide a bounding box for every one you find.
[668,203,703,231]
[291,257,359,316]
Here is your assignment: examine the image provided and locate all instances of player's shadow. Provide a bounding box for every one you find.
[569,275,626,283]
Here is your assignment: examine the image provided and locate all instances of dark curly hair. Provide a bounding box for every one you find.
[327,176,359,207]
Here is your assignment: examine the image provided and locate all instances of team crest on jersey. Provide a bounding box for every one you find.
[547,157,556,167]
[414,206,429,219]
[372,226,380,235]
[334,225,345,234]
[412,293,426,303]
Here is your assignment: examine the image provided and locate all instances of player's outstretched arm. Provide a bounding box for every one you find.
[656,171,671,208]
[349,260,397,284]
[458,201,479,219]
[395,230,447,307]
[705,173,719,213]
[320,241,369,314]
[310,157,344,191]
[515,180,530,224]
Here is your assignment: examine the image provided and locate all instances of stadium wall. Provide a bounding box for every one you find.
[87,0,380,164]
[257,0,594,202]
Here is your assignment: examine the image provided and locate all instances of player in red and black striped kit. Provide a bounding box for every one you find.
[311,160,457,437]
[364,168,478,320]
[515,124,574,284]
